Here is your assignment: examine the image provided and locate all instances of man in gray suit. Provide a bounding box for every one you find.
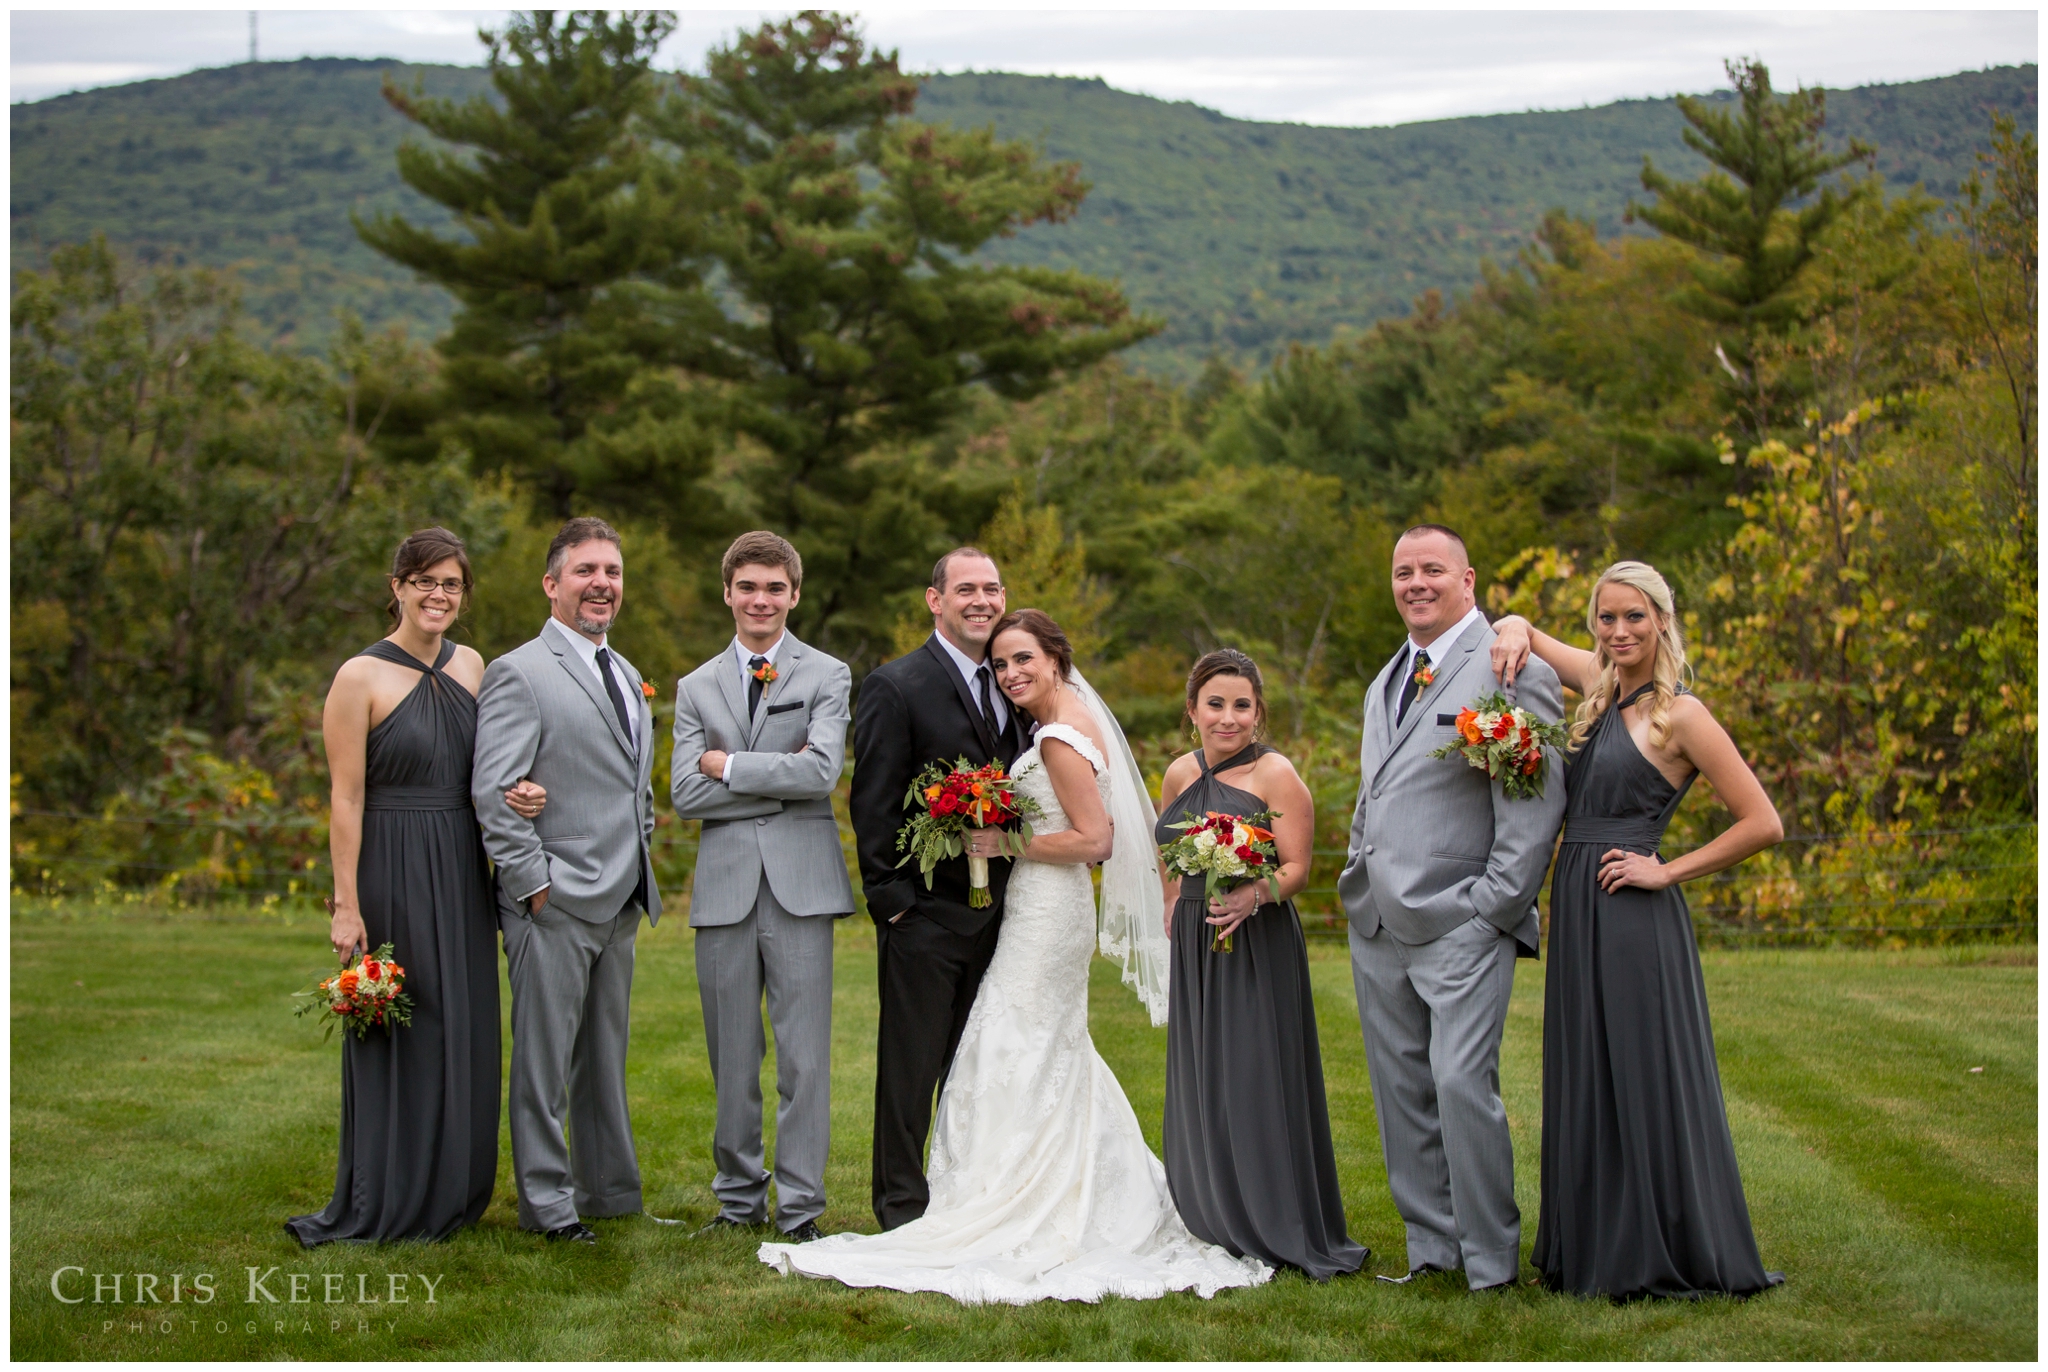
[671,531,853,1243]
[1338,523,1565,1291]
[473,517,661,1246]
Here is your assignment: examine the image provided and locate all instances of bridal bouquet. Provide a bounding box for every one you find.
[1430,691,1569,800]
[1159,810,1281,952]
[896,758,1042,907]
[294,942,413,1041]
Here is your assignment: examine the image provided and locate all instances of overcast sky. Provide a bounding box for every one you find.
[10,7,2038,126]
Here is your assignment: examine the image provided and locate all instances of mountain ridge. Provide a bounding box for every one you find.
[12,59,2034,377]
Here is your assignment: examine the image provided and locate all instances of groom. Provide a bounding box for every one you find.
[851,547,1028,1230]
[1338,523,1565,1291]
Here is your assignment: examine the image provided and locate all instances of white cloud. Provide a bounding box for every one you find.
[10,8,2038,122]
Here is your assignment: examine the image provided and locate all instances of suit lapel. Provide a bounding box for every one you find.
[924,635,998,758]
[546,624,634,756]
[1375,619,1486,781]
[718,645,752,739]
[1362,650,1399,777]
[748,638,803,745]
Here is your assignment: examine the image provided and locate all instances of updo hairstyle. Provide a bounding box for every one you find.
[1185,648,1269,738]
[385,526,473,627]
[988,608,1075,681]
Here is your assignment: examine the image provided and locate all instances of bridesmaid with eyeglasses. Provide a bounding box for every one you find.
[287,528,545,1246]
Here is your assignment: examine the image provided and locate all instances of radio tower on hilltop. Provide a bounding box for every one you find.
[249,11,258,64]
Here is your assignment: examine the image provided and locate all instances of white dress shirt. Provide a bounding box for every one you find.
[544,616,639,753]
[1391,603,1486,715]
[933,628,1009,734]
[722,634,788,783]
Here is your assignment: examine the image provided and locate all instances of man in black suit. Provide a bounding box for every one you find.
[851,546,1027,1230]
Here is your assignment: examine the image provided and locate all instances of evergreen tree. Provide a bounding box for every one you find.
[357,10,717,520]
[1631,59,1873,441]
[649,11,1158,658]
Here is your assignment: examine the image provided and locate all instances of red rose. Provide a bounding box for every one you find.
[1492,719,1512,739]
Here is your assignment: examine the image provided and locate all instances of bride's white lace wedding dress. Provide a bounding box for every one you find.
[759,723,1270,1305]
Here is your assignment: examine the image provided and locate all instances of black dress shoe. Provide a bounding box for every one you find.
[691,1215,760,1238]
[781,1220,827,1243]
[544,1221,598,1245]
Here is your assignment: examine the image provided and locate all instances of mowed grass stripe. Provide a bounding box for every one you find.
[1704,952,2037,1276]
[9,903,2036,1359]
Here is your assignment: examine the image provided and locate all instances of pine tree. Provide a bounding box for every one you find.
[357,10,716,520]
[649,11,1158,657]
[1630,58,1873,441]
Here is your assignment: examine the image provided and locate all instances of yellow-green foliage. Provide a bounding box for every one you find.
[11,61,2033,945]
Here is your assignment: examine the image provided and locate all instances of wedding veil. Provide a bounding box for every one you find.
[1066,668,1171,1026]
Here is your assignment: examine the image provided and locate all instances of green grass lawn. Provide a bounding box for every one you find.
[10,900,2036,1359]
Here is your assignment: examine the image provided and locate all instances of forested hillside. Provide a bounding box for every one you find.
[11,58,2034,376]
[926,66,2036,376]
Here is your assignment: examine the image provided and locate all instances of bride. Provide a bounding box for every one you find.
[760,609,1271,1305]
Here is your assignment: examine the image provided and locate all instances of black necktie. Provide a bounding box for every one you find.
[974,664,998,733]
[748,654,769,717]
[593,646,649,913]
[593,646,634,742]
[1396,648,1430,727]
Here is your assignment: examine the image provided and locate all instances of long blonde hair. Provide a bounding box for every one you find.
[1567,561,1691,753]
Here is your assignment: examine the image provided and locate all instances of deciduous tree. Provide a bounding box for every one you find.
[10,238,479,807]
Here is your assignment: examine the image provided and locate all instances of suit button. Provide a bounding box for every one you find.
[756,818,768,826]
[1371,788,1382,800]
[1365,844,1375,855]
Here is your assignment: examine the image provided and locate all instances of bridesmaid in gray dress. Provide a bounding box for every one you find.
[1493,561,1786,1300]
[288,530,544,1246]
[1156,650,1368,1281]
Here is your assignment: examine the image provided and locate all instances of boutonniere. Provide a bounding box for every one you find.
[1412,659,1435,690]
[751,661,779,686]
[640,681,656,700]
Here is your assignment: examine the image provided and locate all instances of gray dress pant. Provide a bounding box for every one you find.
[695,883,834,1231]
[501,900,644,1231]
[1350,914,1521,1288]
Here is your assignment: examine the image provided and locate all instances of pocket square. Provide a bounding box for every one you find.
[1436,712,1458,726]
[766,700,805,715]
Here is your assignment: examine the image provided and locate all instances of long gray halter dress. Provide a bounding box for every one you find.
[286,638,501,1246]
[1532,682,1783,1299]
[1157,742,1368,1281]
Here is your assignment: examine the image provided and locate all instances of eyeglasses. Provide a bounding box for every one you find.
[405,577,468,596]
